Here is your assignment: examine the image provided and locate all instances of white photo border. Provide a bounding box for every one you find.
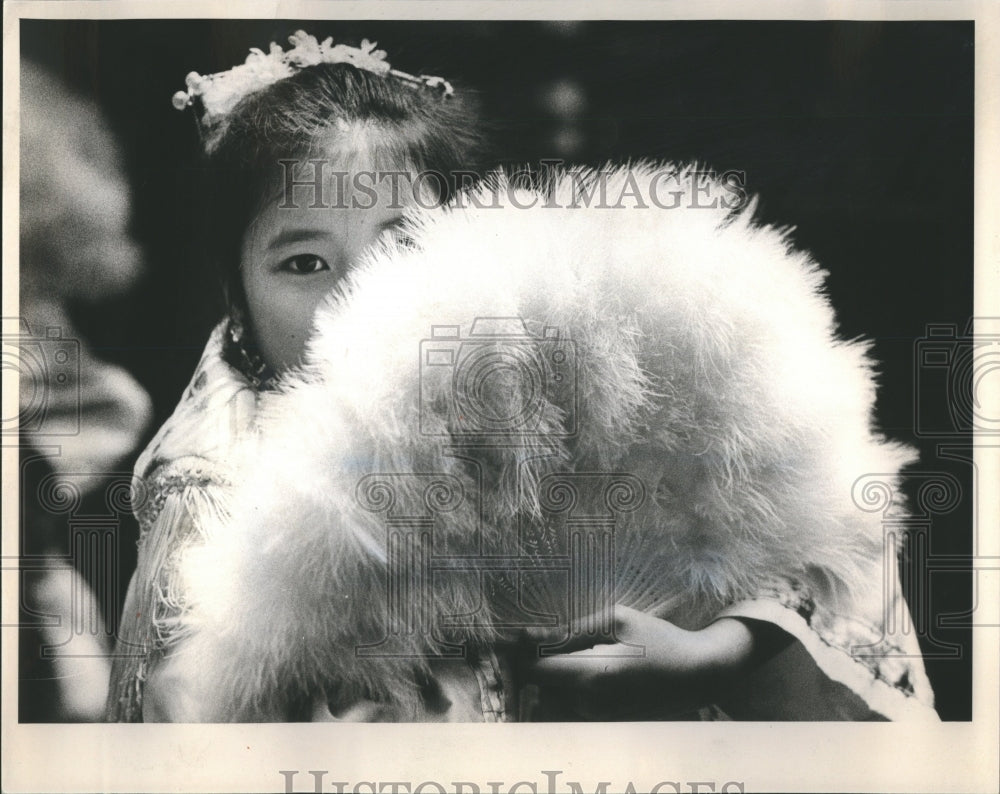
[2,2,997,792]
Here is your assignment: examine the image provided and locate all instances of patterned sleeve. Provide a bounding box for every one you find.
[106,321,259,721]
[712,570,940,721]
[106,464,233,721]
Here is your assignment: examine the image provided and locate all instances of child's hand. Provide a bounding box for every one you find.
[518,606,758,719]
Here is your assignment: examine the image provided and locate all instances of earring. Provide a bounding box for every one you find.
[223,307,272,389]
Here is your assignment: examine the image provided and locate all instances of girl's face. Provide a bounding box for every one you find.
[240,152,415,372]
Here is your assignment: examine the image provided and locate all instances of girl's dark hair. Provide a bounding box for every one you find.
[195,59,485,325]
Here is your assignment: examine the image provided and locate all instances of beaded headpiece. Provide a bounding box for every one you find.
[172,30,455,153]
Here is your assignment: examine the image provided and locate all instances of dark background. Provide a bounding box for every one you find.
[19,19,974,720]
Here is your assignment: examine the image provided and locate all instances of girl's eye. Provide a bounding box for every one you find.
[279,254,330,274]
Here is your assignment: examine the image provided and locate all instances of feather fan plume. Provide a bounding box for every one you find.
[175,163,915,719]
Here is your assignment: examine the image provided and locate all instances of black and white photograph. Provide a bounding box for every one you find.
[3,1,998,792]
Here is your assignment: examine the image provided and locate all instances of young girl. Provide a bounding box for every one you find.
[107,31,938,722]
[107,32,498,721]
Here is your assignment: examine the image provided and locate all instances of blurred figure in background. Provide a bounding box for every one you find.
[15,60,151,721]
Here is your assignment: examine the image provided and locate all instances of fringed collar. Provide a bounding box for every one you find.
[133,321,261,525]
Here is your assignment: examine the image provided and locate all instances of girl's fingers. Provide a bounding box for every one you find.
[520,625,611,655]
[523,645,627,686]
[520,605,639,652]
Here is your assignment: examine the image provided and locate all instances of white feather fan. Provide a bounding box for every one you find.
[175,163,915,719]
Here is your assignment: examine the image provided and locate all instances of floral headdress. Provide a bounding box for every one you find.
[172,30,455,153]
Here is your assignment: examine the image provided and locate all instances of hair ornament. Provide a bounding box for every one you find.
[171,30,454,152]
